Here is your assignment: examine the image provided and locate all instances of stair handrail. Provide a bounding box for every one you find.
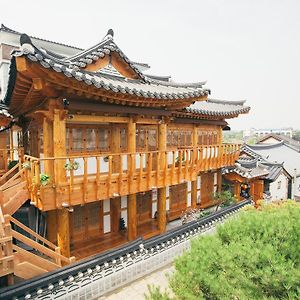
[0,163,20,186]
[4,215,75,265]
[0,168,25,191]
[4,215,57,251]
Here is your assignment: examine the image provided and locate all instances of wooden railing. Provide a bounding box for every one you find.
[4,215,75,266]
[0,206,13,279]
[23,144,240,211]
[0,147,24,174]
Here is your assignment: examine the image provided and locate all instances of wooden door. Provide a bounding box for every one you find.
[137,191,152,224]
[253,180,264,202]
[200,172,214,206]
[71,202,103,244]
[169,183,187,220]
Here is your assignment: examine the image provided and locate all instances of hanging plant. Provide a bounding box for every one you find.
[40,173,50,186]
[72,161,80,170]
[64,160,80,171]
[22,161,31,170]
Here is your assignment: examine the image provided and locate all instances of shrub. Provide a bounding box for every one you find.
[147,200,300,300]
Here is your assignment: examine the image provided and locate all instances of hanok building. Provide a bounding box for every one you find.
[223,145,292,203]
[0,28,249,281]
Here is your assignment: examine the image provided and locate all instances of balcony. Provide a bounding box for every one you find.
[24,144,240,211]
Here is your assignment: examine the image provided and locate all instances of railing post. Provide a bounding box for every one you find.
[55,247,62,266]
[83,157,88,202]
[147,152,153,190]
[96,156,101,199]
[171,151,175,185]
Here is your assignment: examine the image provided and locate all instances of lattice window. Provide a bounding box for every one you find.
[73,205,84,231]
[148,129,157,151]
[120,128,127,151]
[86,128,97,151]
[72,128,83,152]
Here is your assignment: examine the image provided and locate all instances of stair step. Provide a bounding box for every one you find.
[2,187,29,215]
[14,261,47,279]
[13,245,60,272]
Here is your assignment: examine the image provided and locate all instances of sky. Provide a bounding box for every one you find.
[1,0,299,130]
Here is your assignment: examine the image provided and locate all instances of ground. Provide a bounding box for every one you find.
[99,264,174,300]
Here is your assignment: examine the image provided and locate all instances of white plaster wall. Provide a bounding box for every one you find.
[152,188,157,218]
[269,172,289,200]
[294,176,300,198]
[187,193,191,207]
[120,194,128,227]
[166,186,170,211]
[197,175,201,204]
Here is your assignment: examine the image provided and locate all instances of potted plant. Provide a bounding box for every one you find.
[22,161,31,170]
[65,160,80,171]
[40,173,50,186]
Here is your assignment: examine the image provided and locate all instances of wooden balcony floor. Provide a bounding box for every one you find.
[71,220,160,260]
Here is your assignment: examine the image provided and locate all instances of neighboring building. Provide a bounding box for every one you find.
[223,145,292,203]
[243,128,294,140]
[257,133,300,150]
[0,28,249,282]
[245,143,300,200]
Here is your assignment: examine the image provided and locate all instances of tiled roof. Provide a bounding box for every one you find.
[175,99,250,119]
[227,144,292,181]
[6,33,209,104]
[0,24,82,50]
[257,133,300,151]
[223,162,269,179]
[0,103,12,118]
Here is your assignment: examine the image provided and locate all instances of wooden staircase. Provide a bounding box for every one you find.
[0,161,75,284]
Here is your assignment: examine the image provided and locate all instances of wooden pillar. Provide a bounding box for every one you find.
[47,210,57,244]
[191,180,197,208]
[111,126,121,232]
[157,187,166,233]
[53,109,70,257]
[57,209,70,258]
[127,194,137,240]
[53,109,67,183]
[157,123,167,232]
[234,182,241,201]
[43,117,54,175]
[217,170,222,193]
[9,128,14,161]
[127,118,137,240]
[191,125,198,208]
[0,131,7,170]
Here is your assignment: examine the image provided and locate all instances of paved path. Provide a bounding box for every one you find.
[100,264,174,300]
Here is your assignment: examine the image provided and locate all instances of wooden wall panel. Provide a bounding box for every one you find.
[200,172,214,207]
[169,183,187,220]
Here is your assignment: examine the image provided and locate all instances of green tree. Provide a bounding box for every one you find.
[146,201,300,300]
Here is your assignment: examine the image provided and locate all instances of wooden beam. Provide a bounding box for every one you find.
[52,108,70,256]
[47,210,57,244]
[68,101,172,117]
[173,118,228,126]
[68,114,129,124]
[191,180,197,208]
[57,209,70,258]
[157,187,166,233]
[127,194,137,240]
